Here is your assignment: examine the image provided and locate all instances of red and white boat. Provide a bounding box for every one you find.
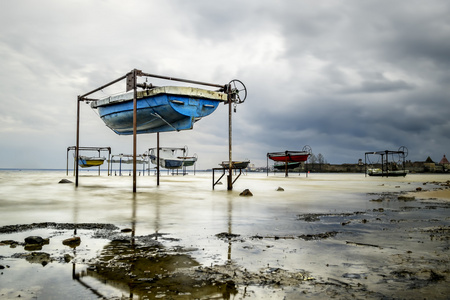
[267,151,310,162]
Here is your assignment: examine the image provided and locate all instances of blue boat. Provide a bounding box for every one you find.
[148,147,197,169]
[90,86,228,135]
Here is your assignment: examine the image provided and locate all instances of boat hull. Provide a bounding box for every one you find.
[150,155,197,169]
[92,87,226,135]
[78,156,106,168]
[179,157,197,167]
[220,160,250,169]
[367,169,409,177]
[268,151,309,162]
[273,162,301,170]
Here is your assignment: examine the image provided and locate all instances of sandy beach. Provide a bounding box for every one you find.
[0,171,449,299]
[412,187,450,200]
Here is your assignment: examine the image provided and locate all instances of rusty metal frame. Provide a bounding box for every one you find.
[364,149,407,177]
[67,146,111,176]
[76,69,238,192]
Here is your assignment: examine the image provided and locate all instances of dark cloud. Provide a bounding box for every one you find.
[0,0,449,169]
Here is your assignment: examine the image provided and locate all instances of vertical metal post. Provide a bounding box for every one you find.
[157,132,160,186]
[66,148,69,176]
[132,69,137,193]
[227,86,233,190]
[75,96,80,187]
[119,155,122,176]
[385,151,389,178]
[98,150,101,176]
[108,149,111,176]
[365,154,367,177]
[285,151,288,177]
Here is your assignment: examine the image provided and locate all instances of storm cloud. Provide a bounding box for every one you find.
[1,0,449,169]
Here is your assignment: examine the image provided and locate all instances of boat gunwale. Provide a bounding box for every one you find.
[91,86,228,109]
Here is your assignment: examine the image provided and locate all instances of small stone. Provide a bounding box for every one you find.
[239,189,253,196]
[64,254,73,263]
[62,237,81,248]
[416,187,422,191]
[276,187,284,191]
[58,179,73,184]
[398,195,415,201]
[25,236,45,245]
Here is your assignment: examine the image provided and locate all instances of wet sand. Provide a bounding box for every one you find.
[412,187,450,200]
[0,171,449,299]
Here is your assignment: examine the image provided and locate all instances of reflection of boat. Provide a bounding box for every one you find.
[267,151,310,162]
[273,162,301,170]
[367,168,409,177]
[90,86,227,135]
[220,160,250,169]
[149,147,197,169]
[78,156,106,168]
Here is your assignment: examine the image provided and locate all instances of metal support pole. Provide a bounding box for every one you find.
[107,149,111,176]
[157,132,160,186]
[98,150,101,176]
[75,97,80,187]
[227,88,233,190]
[132,69,137,193]
[385,151,389,178]
[365,154,367,177]
[285,151,288,177]
[66,148,69,176]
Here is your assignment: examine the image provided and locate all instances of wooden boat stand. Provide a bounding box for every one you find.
[212,167,246,190]
[66,146,111,176]
[76,69,246,192]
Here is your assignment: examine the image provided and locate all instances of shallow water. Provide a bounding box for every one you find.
[0,170,449,299]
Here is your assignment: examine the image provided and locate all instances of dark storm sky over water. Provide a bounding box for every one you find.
[1,0,449,169]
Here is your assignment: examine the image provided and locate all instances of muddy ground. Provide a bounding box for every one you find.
[1,184,449,299]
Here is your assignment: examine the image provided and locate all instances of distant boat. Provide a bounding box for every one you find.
[367,168,409,177]
[78,156,106,168]
[90,86,227,135]
[267,150,310,162]
[220,160,250,169]
[180,156,197,167]
[149,147,197,169]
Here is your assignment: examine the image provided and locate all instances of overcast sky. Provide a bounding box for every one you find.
[1,0,449,170]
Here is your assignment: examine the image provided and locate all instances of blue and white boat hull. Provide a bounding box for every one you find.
[91,86,227,135]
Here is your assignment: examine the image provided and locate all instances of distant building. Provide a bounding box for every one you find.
[439,155,449,171]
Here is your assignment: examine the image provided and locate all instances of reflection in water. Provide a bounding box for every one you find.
[78,237,237,298]
[3,172,449,299]
[227,195,232,261]
[68,192,238,299]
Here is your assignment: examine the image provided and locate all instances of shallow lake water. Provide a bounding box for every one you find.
[0,170,449,299]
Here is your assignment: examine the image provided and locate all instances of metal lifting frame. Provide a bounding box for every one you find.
[76,69,236,192]
[67,146,111,176]
[364,150,406,177]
